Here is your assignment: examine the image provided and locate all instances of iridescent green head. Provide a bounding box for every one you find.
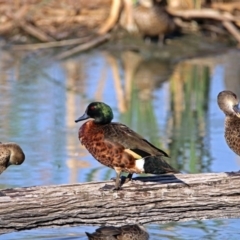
[75,102,114,124]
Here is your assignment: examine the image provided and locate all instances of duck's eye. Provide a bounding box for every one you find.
[90,105,96,110]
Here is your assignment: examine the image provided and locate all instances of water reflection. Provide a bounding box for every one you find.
[149,219,228,240]
[1,46,240,239]
[167,62,212,172]
[86,224,149,240]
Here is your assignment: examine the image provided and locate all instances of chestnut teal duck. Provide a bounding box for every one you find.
[75,102,179,190]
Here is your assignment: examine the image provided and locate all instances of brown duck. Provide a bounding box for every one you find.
[75,102,179,190]
[0,142,25,174]
[133,0,176,45]
[217,90,240,156]
[86,224,149,240]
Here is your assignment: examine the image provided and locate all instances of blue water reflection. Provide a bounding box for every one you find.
[0,48,240,239]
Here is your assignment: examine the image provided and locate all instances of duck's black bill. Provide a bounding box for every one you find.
[233,104,240,114]
[75,112,90,123]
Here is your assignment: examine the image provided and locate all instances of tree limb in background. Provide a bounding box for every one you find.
[223,20,240,47]
[168,8,240,22]
[168,8,240,46]
[98,0,122,34]
[12,36,93,50]
[55,34,111,60]
[6,5,55,42]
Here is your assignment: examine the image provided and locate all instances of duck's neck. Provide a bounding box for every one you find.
[0,165,6,174]
[225,115,240,130]
[79,120,105,137]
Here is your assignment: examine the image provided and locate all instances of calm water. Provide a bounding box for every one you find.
[1,46,240,239]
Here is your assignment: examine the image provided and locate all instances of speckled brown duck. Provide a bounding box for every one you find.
[86,224,149,240]
[75,102,179,190]
[217,90,240,156]
[133,0,176,45]
[0,142,25,174]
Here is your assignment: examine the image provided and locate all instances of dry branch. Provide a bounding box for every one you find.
[212,2,240,12]
[6,5,55,42]
[98,0,122,35]
[11,36,93,50]
[1,172,240,235]
[55,34,111,60]
[168,8,240,22]
[0,22,13,34]
[0,0,111,42]
[17,20,55,42]
[222,20,240,46]
[168,8,240,46]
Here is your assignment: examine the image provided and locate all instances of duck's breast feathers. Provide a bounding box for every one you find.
[0,148,10,173]
[102,122,169,158]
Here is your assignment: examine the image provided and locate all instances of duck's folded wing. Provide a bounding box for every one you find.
[103,122,169,158]
[96,226,121,236]
[0,149,10,174]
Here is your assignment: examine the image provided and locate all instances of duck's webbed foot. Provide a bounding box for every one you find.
[99,184,122,191]
[111,173,133,187]
[100,170,124,191]
[119,173,133,185]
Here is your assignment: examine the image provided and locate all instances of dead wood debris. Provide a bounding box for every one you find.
[0,0,240,57]
[167,7,240,47]
[0,0,111,45]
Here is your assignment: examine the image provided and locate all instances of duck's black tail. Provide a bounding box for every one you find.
[143,155,179,174]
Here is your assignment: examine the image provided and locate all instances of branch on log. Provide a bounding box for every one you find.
[6,5,55,42]
[55,34,111,60]
[98,0,122,35]
[167,8,240,22]
[11,36,93,50]
[222,20,240,47]
[120,0,138,33]
[0,0,111,42]
[211,2,240,12]
[168,8,240,46]
[17,20,55,42]
[0,21,13,34]
[1,172,240,235]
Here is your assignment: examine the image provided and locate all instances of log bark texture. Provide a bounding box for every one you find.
[1,172,240,235]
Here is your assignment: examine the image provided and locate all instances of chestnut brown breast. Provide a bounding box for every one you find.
[79,121,138,173]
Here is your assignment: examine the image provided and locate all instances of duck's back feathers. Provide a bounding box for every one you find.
[103,122,169,158]
[0,148,10,174]
[86,224,149,240]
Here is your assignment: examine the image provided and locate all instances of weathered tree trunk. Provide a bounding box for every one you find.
[1,172,240,235]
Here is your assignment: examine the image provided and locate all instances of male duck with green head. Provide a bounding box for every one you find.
[75,102,179,190]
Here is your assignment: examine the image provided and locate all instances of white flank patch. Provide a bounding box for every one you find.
[135,158,145,172]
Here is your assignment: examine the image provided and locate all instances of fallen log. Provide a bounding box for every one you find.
[1,172,240,235]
